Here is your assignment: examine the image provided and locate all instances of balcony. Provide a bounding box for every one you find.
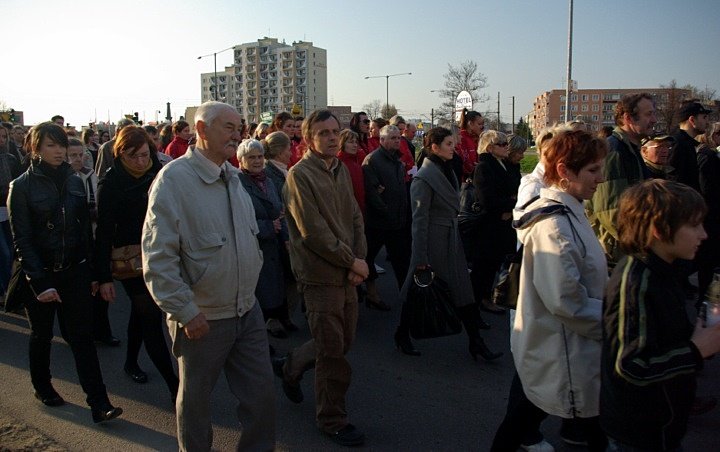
[296,51,306,59]
[235,75,243,82]
[246,48,255,56]
[260,46,268,55]
[282,51,292,60]
[246,81,256,89]
[246,64,255,72]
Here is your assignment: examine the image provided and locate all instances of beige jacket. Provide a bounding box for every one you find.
[511,188,607,418]
[142,147,262,326]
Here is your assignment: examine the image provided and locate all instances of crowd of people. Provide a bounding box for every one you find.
[1,94,720,451]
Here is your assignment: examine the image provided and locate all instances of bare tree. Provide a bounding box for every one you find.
[436,60,489,120]
[380,104,398,119]
[362,99,383,119]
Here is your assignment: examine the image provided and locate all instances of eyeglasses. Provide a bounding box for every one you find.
[362,119,371,124]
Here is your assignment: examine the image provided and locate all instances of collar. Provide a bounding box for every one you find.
[305,149,339,173]
[378,145,400,160]
[539,187,585,219]
[268,159,288,176]
[638,251,678,279]
[188,146,237,184]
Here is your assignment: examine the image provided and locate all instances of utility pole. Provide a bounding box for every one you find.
[511,96,515,134]
[565,0,574,122]
[497,91,500,131]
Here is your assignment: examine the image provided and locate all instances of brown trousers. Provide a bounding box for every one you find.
[285,283,358,433]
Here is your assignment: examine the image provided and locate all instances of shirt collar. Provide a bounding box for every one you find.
[188,146,237,184]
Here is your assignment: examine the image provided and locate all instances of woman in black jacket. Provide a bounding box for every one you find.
[7,122,122,423]
[470,131,519,314]
[95,126,178,400]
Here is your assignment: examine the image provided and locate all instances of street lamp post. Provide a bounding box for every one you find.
[364,73,412,115]
[198,46,235,101]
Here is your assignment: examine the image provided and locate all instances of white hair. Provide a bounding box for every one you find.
[236,138,264,160]
[195,101,237,128]
[379,124,400,138]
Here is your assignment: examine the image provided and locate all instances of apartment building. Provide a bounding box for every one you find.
[531,87,692,138]
[200,37,327,123]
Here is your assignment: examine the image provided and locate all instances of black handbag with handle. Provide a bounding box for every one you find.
[406,267,463,339]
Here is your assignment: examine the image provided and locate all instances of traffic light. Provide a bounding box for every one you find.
[133,112,139,123]
[9,109,16,122]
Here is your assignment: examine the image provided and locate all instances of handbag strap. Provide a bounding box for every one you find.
[413,267,435,287]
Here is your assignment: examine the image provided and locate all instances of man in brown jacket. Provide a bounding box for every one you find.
[275,109,369,447]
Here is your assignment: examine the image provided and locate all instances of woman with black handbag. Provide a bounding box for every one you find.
[394,127,502,361]
[8,122,122,422]
[94,126,178,401]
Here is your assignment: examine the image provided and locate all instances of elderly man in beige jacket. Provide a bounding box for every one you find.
[142,101,275,452]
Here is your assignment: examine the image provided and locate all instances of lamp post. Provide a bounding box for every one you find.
[364,73,412,115]
[198,46,235,101]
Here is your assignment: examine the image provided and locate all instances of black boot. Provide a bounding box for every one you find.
[468,336,503,362]
[394,328,421,356]
[456,304,503,361]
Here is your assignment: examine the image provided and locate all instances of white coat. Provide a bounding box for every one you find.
[511,187,607,418]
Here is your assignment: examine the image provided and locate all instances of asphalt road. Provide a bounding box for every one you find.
[1,253,719,451]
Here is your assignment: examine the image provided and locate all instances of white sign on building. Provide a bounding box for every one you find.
[455,91,473,122]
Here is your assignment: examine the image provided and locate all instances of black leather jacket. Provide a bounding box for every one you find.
[8,160,93,294]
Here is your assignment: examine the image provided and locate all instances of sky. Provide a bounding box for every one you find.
[2,0,718,127]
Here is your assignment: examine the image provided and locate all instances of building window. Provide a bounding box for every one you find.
[582,94,588,101]
[571,94,578,101]
[560,95,566,101]
[581,104,588,112]
[592,104,599,111]
[571,105,577,111]
[592,94,599,101]
[560,105,565,112]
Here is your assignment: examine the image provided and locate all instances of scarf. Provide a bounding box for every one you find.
[242,168,268,194]
[120,157,153,179]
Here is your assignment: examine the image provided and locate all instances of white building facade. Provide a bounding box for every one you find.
[200,37,327,123]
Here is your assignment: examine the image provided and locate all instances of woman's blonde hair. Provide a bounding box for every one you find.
[477,130,507,154]
[262,131,291,159]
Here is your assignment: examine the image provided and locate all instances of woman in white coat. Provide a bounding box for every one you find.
[491,129,609,451]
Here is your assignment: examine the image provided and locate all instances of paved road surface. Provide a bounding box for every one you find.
[1,253,719,451]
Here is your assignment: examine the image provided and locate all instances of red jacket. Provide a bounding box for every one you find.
[164,136,191,160]
[337,150,366,216]
[367,136,380,154]
[288,140,305,168]
[456,129,479,180]
[398,138,415,181]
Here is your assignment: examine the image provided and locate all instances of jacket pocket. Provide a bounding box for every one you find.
[181,232,226,285]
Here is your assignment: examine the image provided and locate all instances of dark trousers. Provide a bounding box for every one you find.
[24,263,109,408]
[365,226,411,288]
[491,372,607,452]
[91,292,114,340]
[122,277,178,392]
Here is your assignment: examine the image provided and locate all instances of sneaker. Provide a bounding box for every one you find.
[324,424,365,447]
[521,439,555,452]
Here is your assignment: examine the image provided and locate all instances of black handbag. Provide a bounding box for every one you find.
[491,196,570,310]
[491,246,523,309]
[406,268,463,339]
[4,259,33,313]
[458,180,485,235]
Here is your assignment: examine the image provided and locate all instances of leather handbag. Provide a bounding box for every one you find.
[406,267,463,339]
[111,244,143,280]
[491,247,522,309]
